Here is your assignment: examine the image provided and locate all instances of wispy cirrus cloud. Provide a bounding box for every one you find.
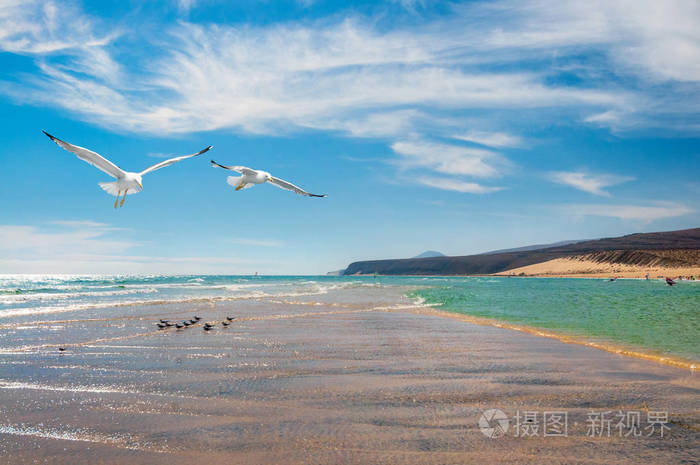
[228,238,284,247]
[0,0,698,196]
[548,171,634,196]
[0,223,136,255]
[391,139,507,193]
[416,177,503,194]
[0,222,271,274]
[391,140,506,178]
[452,131,524,148]
[563,202,694,221]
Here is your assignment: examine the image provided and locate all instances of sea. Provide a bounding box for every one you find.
[1,274,698,363]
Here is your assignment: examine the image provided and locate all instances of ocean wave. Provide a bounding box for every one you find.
[0,287,159,304]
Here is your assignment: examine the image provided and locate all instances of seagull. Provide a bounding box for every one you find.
[211,161,326,197]
[43,131,212,208]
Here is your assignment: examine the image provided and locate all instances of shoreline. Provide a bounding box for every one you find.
[406,305,698,372]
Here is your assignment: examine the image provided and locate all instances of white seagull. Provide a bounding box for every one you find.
[43,131,212,208]
[211,160,326,198]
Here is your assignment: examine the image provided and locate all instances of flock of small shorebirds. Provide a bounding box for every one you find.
[56,315,235,352]
[156,315,236,331]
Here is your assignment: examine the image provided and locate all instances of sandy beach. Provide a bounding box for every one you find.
[1,285,698,464]
[498,256,700,279]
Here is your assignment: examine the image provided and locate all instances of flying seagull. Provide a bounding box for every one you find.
[211,161,326,197]
[43,131,211,208]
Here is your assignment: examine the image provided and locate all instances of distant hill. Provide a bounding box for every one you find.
[342,228,700,276]
[413,250,445,258]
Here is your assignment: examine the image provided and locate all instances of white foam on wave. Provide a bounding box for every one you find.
[0,287,159,305]
[0,278,396,320]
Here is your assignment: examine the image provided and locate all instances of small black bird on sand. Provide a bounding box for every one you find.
[203,325,213,331]
[221,321,230,326]
[188,319,196,324]
[183,321,191,326]
[175,323,183,329]
[225,316,235,321]
[159,319,169,324]
[194,316,202,321]
[157,323,167,329]
[58,347,66,352]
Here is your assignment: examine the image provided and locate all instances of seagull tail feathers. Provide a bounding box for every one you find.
[99,182,121,196]
[99,182,140,196]
[226,176,253,189]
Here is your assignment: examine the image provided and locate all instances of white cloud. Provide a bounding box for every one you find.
[548,171,634,196]
[229,238,283,247]
[391,140,506,177]
[0,224,136,255]
[176,0,197,14]
[0,0,698,197]
[452,131,524,148]
[416,177,503,194]
[0,2,633,136]
[0,0,111,54]
[564,202,694,221]
[3,1,695,137]
[0,222,271,274]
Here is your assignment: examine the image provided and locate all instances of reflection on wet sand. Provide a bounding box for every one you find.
[0,286,698,464]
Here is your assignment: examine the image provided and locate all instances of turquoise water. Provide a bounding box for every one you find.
[1,274,698,362]
[409,277,700,362]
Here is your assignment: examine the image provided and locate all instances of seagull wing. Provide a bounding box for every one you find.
[43,131,125,179]
[269,176,326,197]
[140,146,212,176]
[210,160,258,176]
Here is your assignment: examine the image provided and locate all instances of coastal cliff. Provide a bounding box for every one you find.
[342,228,700,276]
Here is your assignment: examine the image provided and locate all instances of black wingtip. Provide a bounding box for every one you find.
[42,130,56,140]
[311,194,327,198]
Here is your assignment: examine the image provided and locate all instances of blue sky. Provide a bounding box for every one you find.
[0,0,698,274]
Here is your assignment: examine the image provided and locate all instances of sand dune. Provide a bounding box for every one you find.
[499,251,700,279]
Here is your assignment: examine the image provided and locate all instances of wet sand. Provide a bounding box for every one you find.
[0,287,698,464]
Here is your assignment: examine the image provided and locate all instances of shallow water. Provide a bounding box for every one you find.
[409,276,700,362]
[1,274,697,362]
